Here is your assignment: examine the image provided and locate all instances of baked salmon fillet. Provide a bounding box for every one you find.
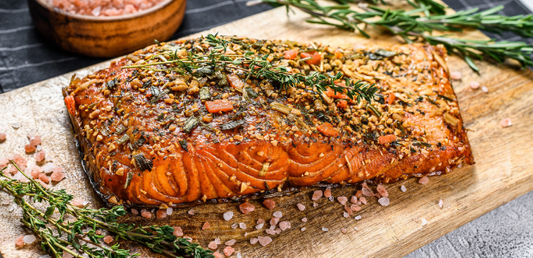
[63,35,474,208]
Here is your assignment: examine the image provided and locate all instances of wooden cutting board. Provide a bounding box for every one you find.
[2,3,533,258]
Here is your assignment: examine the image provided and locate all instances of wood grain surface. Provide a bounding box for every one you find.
[1,3,533,258]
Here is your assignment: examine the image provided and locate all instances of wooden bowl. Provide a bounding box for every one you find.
[28,0,187,58]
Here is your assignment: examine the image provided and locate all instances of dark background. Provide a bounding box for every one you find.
[0,1,532,258]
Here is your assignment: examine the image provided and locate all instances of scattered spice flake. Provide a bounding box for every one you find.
[469,81,480,89]
[140,209,151,219]
[225,239,237,246]
[279,221,291,231]
[239,202,255,214]
[400,185,407,192]
[341,228,347,234]
[481,86,489,93]
[378,197,390,206]
[350,195,358,204]
[188,209,195,215]
[250,238,259,245]
[500,118,512,128]
[418,176,429,185]
[301,217,307,223]
[202,221,210,230]
[173,226,183,237]
[223,211,233,221]
[438,199,444,208]
[322,227,329,232]
[273,211,283,218]
[376,185,389,197]
[103,236,114,244]
[362,184,374,196]
[450,71,462,80]
[270,217,280,226]
[296,203,306,211]
[15,235,24,249]
[337,196,348,205]
[224,246,235,256]
[359,197,367,205]
[263,199,276,210]
[208,241,218,250]
[239,223,246,229]
[0,133,6,142]
[312,190,323,201]
[421,218,428,225]
[324,188,332,198]
[258,236,273,247]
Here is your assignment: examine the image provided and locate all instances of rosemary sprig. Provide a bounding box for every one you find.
[0,163,213,258]
[122,34,378,103]
[258,0,533,71]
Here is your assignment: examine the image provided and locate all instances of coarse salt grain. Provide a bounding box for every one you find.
[239,202,255,214]
[173,226,183,237]
[156,209,167,219]
[256,223,264,230]
[500,118,512,128]
[350,195,357,204]
[23,235,36,244]
[224,246,235,256]
[213,252,223,258]
[43,163,55,174]
[296,203,305,211]
[359,197,367,205]
[250,238,259,245]
[302,217,307,222]
[341,228,347,234]
[322,227,329,232]
[312,190,323,201]
[450,71,462,80]
[225,239,236,246]
[378,197,390,206]
[279,221,291,231]
[258,236,272,246]
[223,211,233,221]
[273,211,282,218]
[202,221,210,230]
[343,212,349,218]
[354,215,361,220]
[421,218,428,225]
[438,199,444,208]
[71,198,87,208]
[131,209,139,215]
[324,188,332,198]
[188,209,195,215]
[270,217,279,226]
[140,209,151,219]
[418,176,429,185]
[400,185,407,192]
[207,241,217,250]
[239,223,246,229]
[301,227,306,231]
[257,218,265,225]
[35,150,46,163]
[376,185,388,197]
[469,81,480,89]
[166,207,173,215]
[0,133,6,142]
[215,238,221,245]
[50,167,66,182]
[263,199,276,209]
[362,184,374,196]
[481,86,489,93]
[103,236,113,244]
[313,202,318,208]
[231,223,238,229]
[337,196,348,205]
[15,235,24,249]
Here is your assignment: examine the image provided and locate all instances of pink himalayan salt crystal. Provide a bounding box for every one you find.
[270,217,279,226]
[103,236,114,244]
[224,246,235,256]
[341,228,347,234]
[359,197,367,205]
[438,199,444,208]
[0,133,6,142]
[239,223,246,230]
[263,199,275,210]
[351,204,361,212]
[312,190,323,201]
[49,0,165,17]
[273,211,282,218]
[156,209,167,219]
[25,145,36,154]
[301,217,307,222]
[376,185,389,197]
[257,218,265,225]
[225,239,236,246]
[250,238,259,245]
[419,176,429,185]
[63,251,74,258]
[188,209,195,215]
[213,252,224,258]
[10,154,27,167]
[35,150,46,163]
[355,190,362,198]
[362,184,374,196]
[15,235,24,249]
[239,202,255,214]
[173,226,183,237]
[131,209,139,215]
[337,196,348,205]
[51,168,66,182]
[31,166,43,179]
[378,197,390,206]
[343,212,349,218]
[140,209,151,219]
[421,218,428,225]
[0,158,8,169]
[481,86,489,93]
[39,173,50,184]
[500,118,512,128]
[400,185,407,192]
[450,71,462,80]
[324,188,332,198]
[266,228,276,235]
[296,203,305,211]
[256,223,264,230]
[71,198,87,208]
[29,136,41,147]
[258,236,272,247]
[23,235,36,244]
[279,221,291,231]
[208,241,218,250]
[470,81,480,89]
[350,195,358,204]
[223,211,233,221]
[344,205,353,216]
[301,227,306,231]
[202,221,210,230]
[313,202,318,208]
[43,163,55,174]
[215,238,221,245]
[166,208,173,215]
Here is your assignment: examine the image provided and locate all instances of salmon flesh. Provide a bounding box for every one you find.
[63,36,474,207]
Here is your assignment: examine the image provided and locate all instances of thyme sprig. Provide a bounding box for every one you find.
[0,163,213,258]
[123,34,377,103]
[258,0,533,71]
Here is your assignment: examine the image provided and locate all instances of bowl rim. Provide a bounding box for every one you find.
[33,0,178,21]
